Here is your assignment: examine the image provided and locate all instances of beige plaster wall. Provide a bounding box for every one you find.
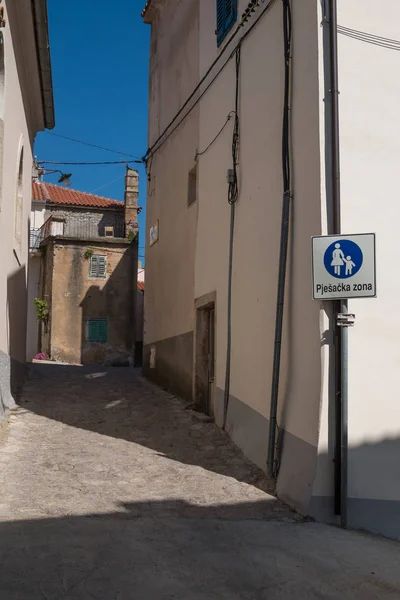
[196,0,323,510]
[144,0,199,346]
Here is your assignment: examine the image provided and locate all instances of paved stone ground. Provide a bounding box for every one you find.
[0,364,399,599]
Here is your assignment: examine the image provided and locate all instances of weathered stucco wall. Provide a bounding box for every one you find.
[43,239,137,365]
[26,255,41,361]
[143,0,199,401]
[39,241,55,358]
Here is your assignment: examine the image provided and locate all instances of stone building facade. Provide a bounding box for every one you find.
[28,169,140,365]
[40,238,137,365]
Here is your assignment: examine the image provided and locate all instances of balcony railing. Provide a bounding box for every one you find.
[30,228,41,249]
[30,216,126,249]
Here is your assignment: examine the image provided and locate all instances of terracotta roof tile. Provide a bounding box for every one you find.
[32,181,123,209]
[137,281,145,292]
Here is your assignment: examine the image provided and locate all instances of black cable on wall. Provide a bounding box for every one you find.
[223,45,241,431]
[267,0,293,477]
[144,0,277,166]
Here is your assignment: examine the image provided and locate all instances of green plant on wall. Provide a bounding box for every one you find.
[127,231,137,243]
[34,298,49,323]
[84,248,94,259]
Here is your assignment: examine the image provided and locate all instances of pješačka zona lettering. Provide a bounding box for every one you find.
[316,282,373,296]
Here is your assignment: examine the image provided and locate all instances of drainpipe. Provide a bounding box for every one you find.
[267,0,292,478]
[328,0,347,527]
[329,0,341,234]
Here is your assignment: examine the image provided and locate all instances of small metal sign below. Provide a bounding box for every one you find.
[337,313,356,327]
[312,233,376,300]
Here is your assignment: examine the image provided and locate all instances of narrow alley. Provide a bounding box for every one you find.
[0,365,399,599]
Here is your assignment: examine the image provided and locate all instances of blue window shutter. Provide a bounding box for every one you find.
[217,0,225,37]
[217,0,237,46]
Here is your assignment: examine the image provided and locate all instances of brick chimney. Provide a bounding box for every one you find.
[124,167,139,238]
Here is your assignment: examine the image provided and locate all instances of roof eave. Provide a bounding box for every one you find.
[141,0,164,24]
[46,201,124,211]
[32,0,55,130]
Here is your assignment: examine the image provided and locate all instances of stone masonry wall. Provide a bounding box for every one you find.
[45,207,125,239]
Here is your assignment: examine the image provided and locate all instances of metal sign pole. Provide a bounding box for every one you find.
[338,299,350,529]
[337,302,355,528]
[313,232,375,529]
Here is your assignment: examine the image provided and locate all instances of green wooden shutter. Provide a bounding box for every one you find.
[98,255,106,278]
[87,319,108,342]
[89,255,107,278]
[89,255,98,277]
[97,319,107,342]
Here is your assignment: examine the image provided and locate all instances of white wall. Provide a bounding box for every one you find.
[31,204,46,229]
[0,1,46,411]
[310,0,400,538]
[339,0,400,502]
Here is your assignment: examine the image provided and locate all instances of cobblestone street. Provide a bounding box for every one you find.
[0,365,399,599]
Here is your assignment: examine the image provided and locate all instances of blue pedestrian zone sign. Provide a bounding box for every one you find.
[324,240,363,279]
[312,234,376,300]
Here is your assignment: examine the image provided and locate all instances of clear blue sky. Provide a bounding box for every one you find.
[34,0,150,262]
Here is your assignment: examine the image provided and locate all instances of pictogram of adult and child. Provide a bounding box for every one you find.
[323,239,363,279]
[331,243,355,276]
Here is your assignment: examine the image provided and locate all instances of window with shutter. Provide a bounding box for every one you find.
[188,165,197,206]
[89,254,107,278]
[14,148,24,254]
[87,319,108,343]
[216,0,237,46]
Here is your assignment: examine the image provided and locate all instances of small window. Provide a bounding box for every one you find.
[216,0,237,46]
[87,319,108,343]
[188,165,197,206]
[104,226,114,237]
[89,254,107,278]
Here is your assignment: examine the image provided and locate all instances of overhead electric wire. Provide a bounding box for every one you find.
[145,0,277,163]
[146,48,236,180]
[38,160,143,166]
[90,175,126,194]
[43,2,280,174]
[44,131,142,160]
[337,25,400,50]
